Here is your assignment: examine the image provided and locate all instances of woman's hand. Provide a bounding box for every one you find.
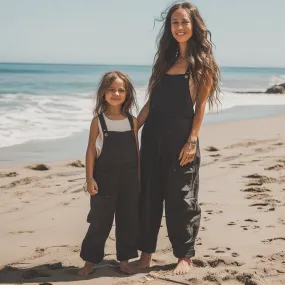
[86,180,98,195]
[179,143,196,166]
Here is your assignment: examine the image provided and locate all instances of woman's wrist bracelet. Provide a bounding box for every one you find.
[86,178,95,183]
[186,140,197,145]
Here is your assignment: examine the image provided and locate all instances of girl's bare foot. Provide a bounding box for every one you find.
[78,261,94,276]
[120,261,135,275]
[173,258,192,275]
[136,252,152,269]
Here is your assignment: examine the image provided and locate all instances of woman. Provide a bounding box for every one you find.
[137,2,220,275]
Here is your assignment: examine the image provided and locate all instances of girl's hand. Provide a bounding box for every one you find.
[179,143,196,166]
[87,180,98,195]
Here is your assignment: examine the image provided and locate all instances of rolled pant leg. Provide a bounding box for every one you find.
[80,194,116,264]
[165,160,201,258]
[115,169,139,261]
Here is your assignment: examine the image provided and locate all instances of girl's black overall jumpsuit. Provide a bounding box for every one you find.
[80,113,139,263]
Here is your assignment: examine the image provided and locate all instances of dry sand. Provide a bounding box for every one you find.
[0,115,285,285]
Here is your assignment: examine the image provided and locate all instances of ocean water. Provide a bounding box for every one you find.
[1,62,285,149]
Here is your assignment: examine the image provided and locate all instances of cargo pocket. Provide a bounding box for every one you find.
[181,163,199,211]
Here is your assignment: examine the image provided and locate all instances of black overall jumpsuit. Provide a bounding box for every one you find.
[80,113,139,263]
[139,67,201,258]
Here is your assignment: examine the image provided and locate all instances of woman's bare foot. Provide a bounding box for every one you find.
[78,261,94,276]
[136,252,152,269]
[120,261,135,275]
[173,258,192,275]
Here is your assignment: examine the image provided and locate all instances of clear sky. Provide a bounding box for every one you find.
[0,0,284,67]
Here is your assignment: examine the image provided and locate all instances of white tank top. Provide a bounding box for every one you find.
[96,114,131,156]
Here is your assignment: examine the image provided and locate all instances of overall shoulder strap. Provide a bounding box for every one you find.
[98,113,108,132]
[126,113,134,130]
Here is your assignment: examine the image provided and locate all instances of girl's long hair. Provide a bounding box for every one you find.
[149,2,221,109]
[93,71,138,116]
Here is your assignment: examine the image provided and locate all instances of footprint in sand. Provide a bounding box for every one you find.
[244,219,258,223]
[246,180,263,186]
[9,231,34,235]
[208,247,231,255]
[0,172,18,178]
[267,251,285,263]
[250,202,270,207]
[243,173,278,183]
[36,248,45,253]
[1,177,39,189]
[254,254,264,259]
[207,257,244,268]
[241,187,271,193]
[26,164,51,171]
[265,164,285,171]
[202,272,220,283]
[230,163,245,168]
[245,193,270,200]
[236,273,261,285]
[67,160,85,168]
[243,220,261,230]
[210,154,221,157]
[193,257,243,269]
[265,198,282,205]
[205,146,219,152]
[205,209,223,215]
[201,269,253,285]
[203,216,211,222]
[278,218,285,225]
[262,237,285,244]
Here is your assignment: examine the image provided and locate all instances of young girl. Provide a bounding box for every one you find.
[79,71,139,276]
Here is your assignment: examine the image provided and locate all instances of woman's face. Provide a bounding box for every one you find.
[171,8,193,44]
[105,77,127,108]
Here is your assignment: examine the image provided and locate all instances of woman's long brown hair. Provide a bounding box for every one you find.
[148,2,221,109]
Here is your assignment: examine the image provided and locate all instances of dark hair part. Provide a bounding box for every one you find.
[149,1,221,109]
[93,71,138,116]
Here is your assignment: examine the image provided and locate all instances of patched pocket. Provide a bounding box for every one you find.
[183,164,196,189]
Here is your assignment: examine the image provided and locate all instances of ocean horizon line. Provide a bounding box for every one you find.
[1,61,285,70]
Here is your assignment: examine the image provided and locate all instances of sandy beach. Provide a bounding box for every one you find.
[0,114,285,285]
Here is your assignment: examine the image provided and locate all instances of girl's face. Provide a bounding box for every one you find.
[105,77,127,108]
[171,8,193,44]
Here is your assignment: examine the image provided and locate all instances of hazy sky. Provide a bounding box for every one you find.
[0,0,284,67]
